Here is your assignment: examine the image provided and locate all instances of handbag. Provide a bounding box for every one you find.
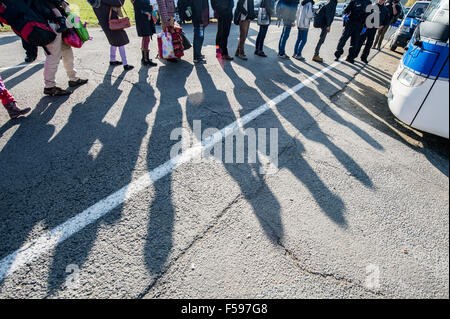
[257,7,270,26]
[157,31,176,59]
[109,1,130,31]
[63,28,83,48]
[181,32,191,50]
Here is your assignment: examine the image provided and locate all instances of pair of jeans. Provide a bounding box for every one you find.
[335,22,364,60]
[278,25,292,55]
[216,15,232,56]
[255,24,269,52]
[314,26,328,56]
[194,25,205,59]
[294,28,309,56]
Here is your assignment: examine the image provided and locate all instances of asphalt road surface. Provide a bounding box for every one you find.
[0,20,448,299]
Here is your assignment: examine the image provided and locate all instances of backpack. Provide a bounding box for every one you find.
[313,4,327,28]
[0,0,56,47]
[178,0,194,22]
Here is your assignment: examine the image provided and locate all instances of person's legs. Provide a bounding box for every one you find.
[256,24,269,53]
[118,45,133,69]
[373,25,388,49]
[44,33,63,89]
[297,29,308,57]
[61,41,77,82]
[193,25,205,60]
[142,36,150,51]
[0,76,14,106]
[278,25,291,55]
[237,19,250,55]
[348,24,363,61]
[1,76,31,118]
[221,16,232,56]
[349,27,366,60]
[361,28,377,61]
[110,46,118,62]
[294,28,302,56]
[22,39,38,62]
[216,16,224,55]
[314,27,328,57]
[335,24,353,59]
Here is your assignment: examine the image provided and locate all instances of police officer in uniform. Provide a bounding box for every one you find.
[334,0,371,63]
[352,0,390,63]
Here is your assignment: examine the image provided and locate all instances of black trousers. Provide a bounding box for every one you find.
[352,28,377,61]
[22,38,38,58]
[335,22,364,60]
[216,14,232,56]
[255,24,269,52]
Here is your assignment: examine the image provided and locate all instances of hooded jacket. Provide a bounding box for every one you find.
[296,0,314,29]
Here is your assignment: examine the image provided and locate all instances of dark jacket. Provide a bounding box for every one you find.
[132,0,156,37]
[211,0,233,17]
[261,0,275,18]
[323,0,338,27]
[93,0,129,47]
[192,0,210,27]
[277,0,300,23]
[234,0,256,25]
[344,0,371,25]
[386,1,403,24]
[367,2,390,29]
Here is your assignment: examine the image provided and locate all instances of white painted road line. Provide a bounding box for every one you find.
[0,61,341,282]
[0,62,44,72]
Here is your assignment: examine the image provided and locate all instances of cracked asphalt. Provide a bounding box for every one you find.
[0,20,448,299]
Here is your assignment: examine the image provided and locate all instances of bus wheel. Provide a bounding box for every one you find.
[390,38,398,51]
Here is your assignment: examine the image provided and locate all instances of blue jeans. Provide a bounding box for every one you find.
[294,28,308,56]
[194,25,205,59]
[278,25,292,55]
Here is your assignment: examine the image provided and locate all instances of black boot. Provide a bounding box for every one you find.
[142,50,157,67]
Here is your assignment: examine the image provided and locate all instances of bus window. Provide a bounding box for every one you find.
[422,0,449,25]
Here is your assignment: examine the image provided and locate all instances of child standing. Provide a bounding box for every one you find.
[0,76,31,119]
[132,0,157,66]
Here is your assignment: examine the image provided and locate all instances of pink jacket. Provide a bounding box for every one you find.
[157,0,176,24]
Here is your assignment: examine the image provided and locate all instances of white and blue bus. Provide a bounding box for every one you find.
[388,0,449,139]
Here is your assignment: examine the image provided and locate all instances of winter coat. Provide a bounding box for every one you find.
[93,0,129,47]
[211,0,233,18]
[260,0,275,18]
[132,0,156,37]
[277,0,300,24]
[343,0,371,25]
[234,0,256,25]
[296,0,314,29]
[192,0,210,27]
[365,2,390,29]
[156,0,175,24]
[322,0,338,27]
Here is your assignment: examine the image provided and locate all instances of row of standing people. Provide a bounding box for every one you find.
[2,0,400,120]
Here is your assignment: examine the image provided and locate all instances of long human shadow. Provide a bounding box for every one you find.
[0,66,155,294]
[0,35,20,46]
[185,63,284,243]
[222,61,348,226]
[144,61,193,276]
[237,37,376,188]
[3,64,44,89]
[45,66,157,293]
